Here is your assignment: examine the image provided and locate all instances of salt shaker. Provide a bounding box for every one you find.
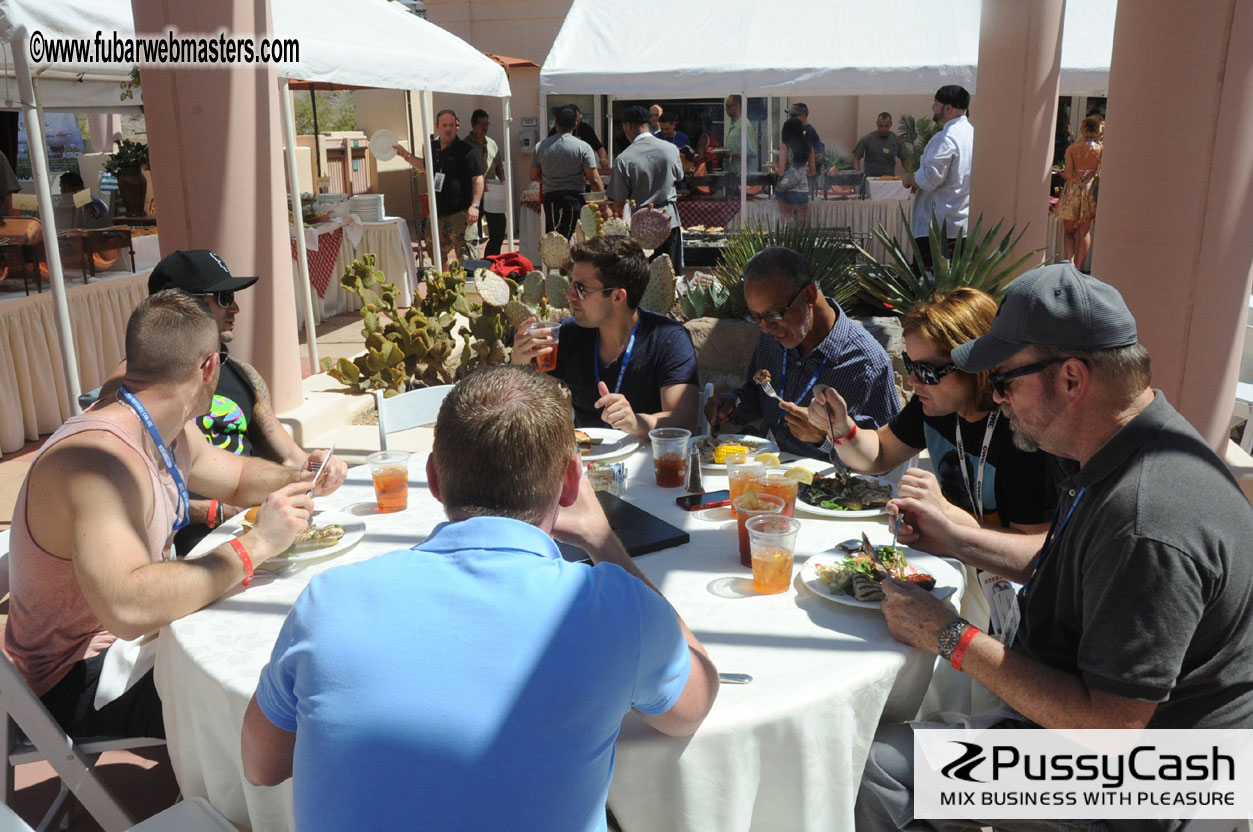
[685,444,704,493]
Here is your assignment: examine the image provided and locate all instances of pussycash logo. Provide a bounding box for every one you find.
[938,741,1234,789]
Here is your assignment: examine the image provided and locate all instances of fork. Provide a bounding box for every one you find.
[821,399,852,482]
[757,379,784,402]
[307,440,336,495]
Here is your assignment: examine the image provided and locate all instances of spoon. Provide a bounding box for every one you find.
[718,672,753,685]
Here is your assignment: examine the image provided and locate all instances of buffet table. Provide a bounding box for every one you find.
[156,449,962,832]
[0,272,147,454]
[289,217,415,322]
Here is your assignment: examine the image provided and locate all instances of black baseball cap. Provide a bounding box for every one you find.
[935,85,971,110]
[951,263,1139,372]
[148,249,259,296]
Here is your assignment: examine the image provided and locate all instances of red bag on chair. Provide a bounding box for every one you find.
[486,252,533,281]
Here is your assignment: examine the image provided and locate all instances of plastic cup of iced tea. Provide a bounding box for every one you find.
[726,453,768,517]
[366,451,411,513]
[648,428,691,488]
[732,492,784,567]
[756,468,798,516]
[527,320,562,372]
[746,514,801,594]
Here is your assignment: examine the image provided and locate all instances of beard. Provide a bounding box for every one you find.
[1003,404,1041,452]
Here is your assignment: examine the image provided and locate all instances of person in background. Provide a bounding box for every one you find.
[394,109,485,264]
[531,106,604,241]
[464,108,506,257]
[0,150,20,217]
[606,105,684,272]
[547,105,609,169]
[902,85,973,273]
[243,364,718,831]
[59,171,111,227]
[648,104,663,133]
[510,236,698,437]
[705,246,899,458]
[853,112,910,177]
[855,264,1253,832]
[785,103,825,171]
[723,94,759,174]
[655,112,690,149]
[1056,115,1104,270]
[775,117,815,225]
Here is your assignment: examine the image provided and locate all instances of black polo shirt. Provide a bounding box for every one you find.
[1013,392,1253,727]
[432,135,484,216]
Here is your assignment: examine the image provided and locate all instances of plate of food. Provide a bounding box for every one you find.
[800,536,960,610]
[795,471,894,518]
[235,507,366,563]
[691,434,778,469]
[576,427,640,462]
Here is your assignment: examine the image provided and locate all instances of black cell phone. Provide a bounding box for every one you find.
[675,490,732,510]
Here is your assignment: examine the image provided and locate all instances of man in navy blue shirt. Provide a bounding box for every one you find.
[511,236,699,436]
[704,246,900,458]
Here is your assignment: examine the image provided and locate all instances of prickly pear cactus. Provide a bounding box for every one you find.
[601,217,630,236]
[545,271,572,311]
[503,299,533,329]
[631,206,672,250]
[539,231,572,272]
[640,254,677,315]
[579,203,600,238]
[521,270,546,305]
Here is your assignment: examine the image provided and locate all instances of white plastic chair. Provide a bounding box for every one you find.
[0,531,166,832]
[374,385,453,450]
[125,797,234,831]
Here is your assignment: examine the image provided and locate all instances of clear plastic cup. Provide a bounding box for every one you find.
[726,453,768,517]
[732,492,784,567]
[649,428,691,488]
[527,320,562,372]
[746,515,801,594]
[366,451,411,513]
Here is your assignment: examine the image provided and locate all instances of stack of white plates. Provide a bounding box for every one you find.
[349,194,385,222]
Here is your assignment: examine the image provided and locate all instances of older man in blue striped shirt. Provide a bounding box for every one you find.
[705,246,900,458]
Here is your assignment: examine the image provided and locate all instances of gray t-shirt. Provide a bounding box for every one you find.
[852,131,908,176]
[532,133,596,194]
[1014,393,1253,728]
[607,135,683,228]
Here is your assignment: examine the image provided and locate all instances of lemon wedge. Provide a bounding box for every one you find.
[737,489,762,510]
[783,466,814,485]
[754,452,781,466]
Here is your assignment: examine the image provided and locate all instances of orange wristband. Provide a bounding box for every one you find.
[832,423,858,445]
[229,538,254,586]
[950,624,980,672]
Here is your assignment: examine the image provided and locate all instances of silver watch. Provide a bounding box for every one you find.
[937,617,971,661]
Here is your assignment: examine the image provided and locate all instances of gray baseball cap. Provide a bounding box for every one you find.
[951,263,1138,372]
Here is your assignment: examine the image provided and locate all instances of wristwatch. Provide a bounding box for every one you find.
[937,617,971,661]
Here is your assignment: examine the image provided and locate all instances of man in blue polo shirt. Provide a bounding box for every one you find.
[511,235,700,436]
[242,365,718,831]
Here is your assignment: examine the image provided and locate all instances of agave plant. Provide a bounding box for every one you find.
[712,223,861,320]
[856,207,1042,317]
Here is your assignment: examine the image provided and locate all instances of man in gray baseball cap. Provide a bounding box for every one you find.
[855,263,1253,831]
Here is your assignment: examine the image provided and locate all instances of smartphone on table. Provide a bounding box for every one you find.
[675,490,732,510]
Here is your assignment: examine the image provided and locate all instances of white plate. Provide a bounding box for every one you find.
[691,434,778,469]
[229,510,366,564]
[578,427,640,462]
[793,465,894,518]
[800,549,960,610]
[369,129,399,162]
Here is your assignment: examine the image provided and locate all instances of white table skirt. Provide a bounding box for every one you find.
[156,451,962,832]
[289,217,415,324]
[0,272,147,454]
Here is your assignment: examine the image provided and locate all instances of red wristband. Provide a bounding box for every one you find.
[229,538,254,587]
[950,624,980,672]
[206,500,220,529]
[832,423,858,445]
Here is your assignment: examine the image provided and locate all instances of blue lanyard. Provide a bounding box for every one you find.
[593,320,640,396]
[118,384,190,531]
[775,350,828,426]
[1023,486,1086,591]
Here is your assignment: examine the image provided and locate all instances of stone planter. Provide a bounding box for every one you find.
[114,165,147,216]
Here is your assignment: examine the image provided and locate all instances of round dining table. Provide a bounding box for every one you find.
[155,445,963,832]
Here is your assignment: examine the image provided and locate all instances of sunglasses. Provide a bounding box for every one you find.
[570,280,615,300]
[903,353,958,386]
[201,290,235,308]
[989,357,1068,397]
[744,284,807,325]
[199,347,228,371]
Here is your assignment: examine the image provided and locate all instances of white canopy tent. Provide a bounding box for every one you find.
[0,0,511,410]
[540,0,1116,212]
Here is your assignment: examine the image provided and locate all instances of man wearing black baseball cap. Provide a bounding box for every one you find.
[901,85,973,272]
[856,264,1253,830]
[147,249,345,551]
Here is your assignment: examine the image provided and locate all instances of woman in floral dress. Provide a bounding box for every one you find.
[1056,115,1104,268]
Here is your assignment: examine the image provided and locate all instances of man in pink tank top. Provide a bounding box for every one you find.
[4,290,347,738]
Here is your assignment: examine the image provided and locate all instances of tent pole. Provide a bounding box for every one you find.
[606,95,614,165]
[15,51,82,414]
[502,95,516,254]
[740,90,748,224]
[766,96,772,168]
[405,90,420,237]
[279,78,320,373]
[310,90,322,180]
[420,90,442,274]
[538,90,547,234]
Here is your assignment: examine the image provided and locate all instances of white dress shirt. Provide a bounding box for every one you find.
[910,114,974,239]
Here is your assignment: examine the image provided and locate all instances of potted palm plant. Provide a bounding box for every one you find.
[103,139,149,216]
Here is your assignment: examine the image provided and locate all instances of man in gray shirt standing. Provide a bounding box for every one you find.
[608,105,684,271]
[531,105,603,240]
[853,112,910,177]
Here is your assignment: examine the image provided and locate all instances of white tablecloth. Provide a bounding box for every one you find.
[289,217,415,323]
[156,451,962,831]
[0,272,147,454]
